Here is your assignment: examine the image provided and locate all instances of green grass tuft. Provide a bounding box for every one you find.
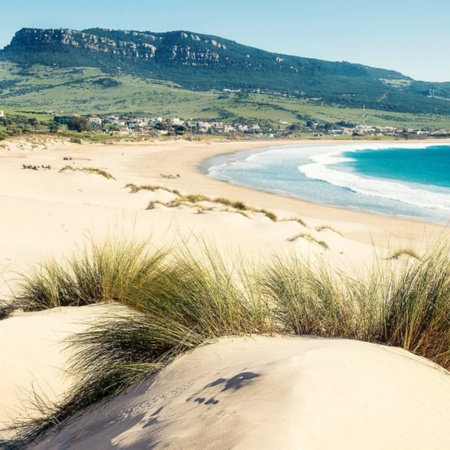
[381,245,450,366]
[4,242,274,446]
[14,238,167,310]
[141,192,278,221]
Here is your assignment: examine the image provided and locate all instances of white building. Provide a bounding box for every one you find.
[197,121,212,133]
[88,117,102,127]
[0,111,4,117]
[169,117,185,126]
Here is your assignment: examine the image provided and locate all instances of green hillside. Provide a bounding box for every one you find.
[1,61,450,131]
[2,27,450,116]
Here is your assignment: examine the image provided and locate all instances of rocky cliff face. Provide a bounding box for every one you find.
[2,28,229,66]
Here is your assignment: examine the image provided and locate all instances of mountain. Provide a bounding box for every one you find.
[1,27,450,115]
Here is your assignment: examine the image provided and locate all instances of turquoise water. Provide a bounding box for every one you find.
[203,143,450,224]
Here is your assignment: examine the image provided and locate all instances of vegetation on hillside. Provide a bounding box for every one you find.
[2,75,450,138]
[2,27,450,115]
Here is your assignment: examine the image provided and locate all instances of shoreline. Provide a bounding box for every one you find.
[199,144,450,228]
[0,136,447,257]
[131,138,448,247]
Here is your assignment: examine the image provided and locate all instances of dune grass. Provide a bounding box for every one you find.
[281,216,307,227]
[2,239,450,447]
[315,225,344,236]
[125,183,181,196]
[287,233,330,250]
[59,166,116,180]
[387,247,422,261]
[131,186,279,221]
[263,244,450,366]
[3,241,274,448]
[381,245,450,366]
[0,300,15,320]
[262,256,382,340]
[14,239,167,310]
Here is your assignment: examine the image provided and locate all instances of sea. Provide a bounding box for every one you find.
[201,142,450,225]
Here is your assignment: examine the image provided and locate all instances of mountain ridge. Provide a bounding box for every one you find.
[1,27,450,115]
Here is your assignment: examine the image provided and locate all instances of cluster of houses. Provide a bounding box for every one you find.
[87,115,263,136]
[329,125,448,137]
[86,115,450,138]
[0,109,448,137]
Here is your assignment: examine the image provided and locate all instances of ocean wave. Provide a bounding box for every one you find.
[299,146,450,212]
[207,163,235,181]
[206,143,450,222]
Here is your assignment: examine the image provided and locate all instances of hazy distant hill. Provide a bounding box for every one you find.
[1,27,450,115]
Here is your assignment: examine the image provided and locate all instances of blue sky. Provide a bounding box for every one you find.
[1,0,450,82]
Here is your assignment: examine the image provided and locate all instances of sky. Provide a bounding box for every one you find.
[1,0,450,82]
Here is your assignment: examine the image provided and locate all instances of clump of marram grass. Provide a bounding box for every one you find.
[315,225,344,236]
[59,166,115,180]
[258,209,277,222]
[146,200,168,210]
[179,193,211,203]
[281,216,307,227]
[141,191,278,221]
[125,183,181,196]
[212,198,277,221]
[0,300,16,320]
[387,247,422,261]
[287,233,329,250]
[262,256,381,340]
[15,238,167,310]
[381,244,450,367]
[263,243,450,367]
[213,197,248,211]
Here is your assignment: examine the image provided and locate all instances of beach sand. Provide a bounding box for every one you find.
[0,136,448,447]
[31,336,450,450]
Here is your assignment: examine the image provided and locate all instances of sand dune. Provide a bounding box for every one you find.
[31,336,450,450]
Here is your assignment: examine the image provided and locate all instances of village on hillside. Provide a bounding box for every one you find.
[1,109,450,139]
[86,114,450,138]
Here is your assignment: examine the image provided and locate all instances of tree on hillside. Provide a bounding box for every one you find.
[28,117,39,132]
[48,121,59,133]
[67,116,91,132]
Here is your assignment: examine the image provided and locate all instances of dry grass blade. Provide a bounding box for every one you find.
[59,166,115,180]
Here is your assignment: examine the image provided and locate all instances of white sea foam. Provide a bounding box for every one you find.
[206,143,450,222]
[298,144,450,212]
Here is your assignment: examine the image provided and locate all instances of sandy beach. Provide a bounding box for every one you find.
[0,136,449,448]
